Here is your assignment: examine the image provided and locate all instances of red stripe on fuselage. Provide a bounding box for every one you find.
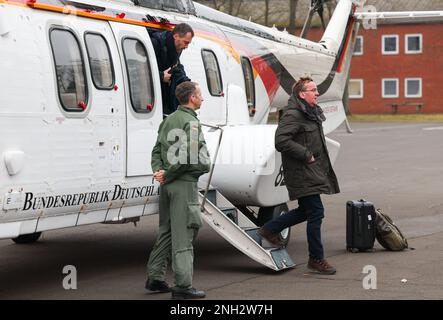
[250,55,280,102]
[336,15,355,73]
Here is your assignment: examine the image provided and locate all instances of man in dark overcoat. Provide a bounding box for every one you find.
[259,76,340,275]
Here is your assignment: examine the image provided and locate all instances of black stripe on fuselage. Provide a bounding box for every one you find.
[265,11,354,96]
[317,12,354,95]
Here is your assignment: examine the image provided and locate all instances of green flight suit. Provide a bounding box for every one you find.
[147,105,211,289]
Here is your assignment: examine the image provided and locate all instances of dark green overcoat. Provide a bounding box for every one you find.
[275,95,340,200]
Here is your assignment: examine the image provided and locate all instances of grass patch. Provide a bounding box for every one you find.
[348,114,443,123]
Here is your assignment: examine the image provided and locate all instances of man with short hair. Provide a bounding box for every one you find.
[259,77,340,275]
[150,23,194,115]
[146,81,211,299]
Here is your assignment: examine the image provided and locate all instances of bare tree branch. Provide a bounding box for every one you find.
[288,0,299,32]
[233,0,244,16]
[265,0,270,26]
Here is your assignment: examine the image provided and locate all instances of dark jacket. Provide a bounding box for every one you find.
[150,30,190,115]
[169,63,191,112]
[151,106,211,184]
[275,95,340,200]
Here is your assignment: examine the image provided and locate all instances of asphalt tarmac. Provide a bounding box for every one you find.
[1,122,443,300]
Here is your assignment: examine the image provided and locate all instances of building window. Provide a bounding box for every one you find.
[85,33,115,90]
[353,36,363,56]
[382,78,399,98]
[201,49,223,96]
[241,57,256,116]
[50,28,88,112]
[382,35,399,55]
[405,34,422,54]
[122,38,154,113]
[349,79,363,98]
[405,78,422,98]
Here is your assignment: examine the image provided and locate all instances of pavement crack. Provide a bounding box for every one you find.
[206,274,265,292]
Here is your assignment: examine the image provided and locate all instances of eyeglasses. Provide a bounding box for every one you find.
[303,88,319,93]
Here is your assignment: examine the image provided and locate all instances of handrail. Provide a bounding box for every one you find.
[199,123,224,212]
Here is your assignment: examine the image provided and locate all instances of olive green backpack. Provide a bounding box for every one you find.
[375,209,408,251]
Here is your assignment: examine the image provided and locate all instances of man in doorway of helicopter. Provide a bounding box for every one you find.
[150,23,194,116]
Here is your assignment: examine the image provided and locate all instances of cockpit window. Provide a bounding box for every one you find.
[133,0,196,14]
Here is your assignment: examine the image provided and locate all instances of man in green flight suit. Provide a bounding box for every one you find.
[146,81,211,300]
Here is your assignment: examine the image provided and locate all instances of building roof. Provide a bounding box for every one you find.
[358,0,443,25]
[366,0,443,11]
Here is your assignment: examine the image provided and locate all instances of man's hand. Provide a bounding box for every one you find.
[307,155,316,164]
[163,68,172,83]
[153,170,165,185]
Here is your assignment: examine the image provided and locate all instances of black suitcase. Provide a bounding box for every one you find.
[346,199,376,252]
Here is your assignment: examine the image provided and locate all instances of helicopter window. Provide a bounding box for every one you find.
[122,38,155,113]
[201,49,223,96]
[85,33,115,90]
[241,57,256,116]
[50,28,88,112]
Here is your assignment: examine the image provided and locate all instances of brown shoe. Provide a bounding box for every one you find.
[308,258,337,275]
[258,227,284,248]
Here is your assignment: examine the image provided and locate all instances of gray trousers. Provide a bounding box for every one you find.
[147,180,202,289]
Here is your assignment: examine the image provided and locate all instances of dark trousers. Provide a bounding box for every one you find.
[264,194,325,260]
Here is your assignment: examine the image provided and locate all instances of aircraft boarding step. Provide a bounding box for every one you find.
[198,189,295,271]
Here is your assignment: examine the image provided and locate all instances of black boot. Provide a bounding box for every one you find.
[171,287,206,299]
[145,278,171,293]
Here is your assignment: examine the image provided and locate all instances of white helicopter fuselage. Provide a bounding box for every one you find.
[0,0,355,240]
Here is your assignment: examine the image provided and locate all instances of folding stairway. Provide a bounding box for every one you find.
[198,189,295,271]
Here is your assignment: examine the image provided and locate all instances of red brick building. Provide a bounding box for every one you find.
[348,20,443,114]
[297,19,443,114]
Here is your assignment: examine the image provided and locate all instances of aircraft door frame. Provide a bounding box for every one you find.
[182,38,227,126]
[109,22,163,177]
[42,16,128,191]
[79,23,126,181]
[199,47,226,125]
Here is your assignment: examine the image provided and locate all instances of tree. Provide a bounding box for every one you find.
[209,0,243,16]
[209,0,228,11]
[264,0,270,26]
[288,0,299,33]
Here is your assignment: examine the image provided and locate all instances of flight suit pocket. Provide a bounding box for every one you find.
[187,203,202,229]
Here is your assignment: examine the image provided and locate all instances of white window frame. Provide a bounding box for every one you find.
[382,78,399,98]
[404,78,422,98]
[353,35,363,55]
[349,79,364,98]
[405,34,423,54]
[382,35,399,55]
[201,49,223,96]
